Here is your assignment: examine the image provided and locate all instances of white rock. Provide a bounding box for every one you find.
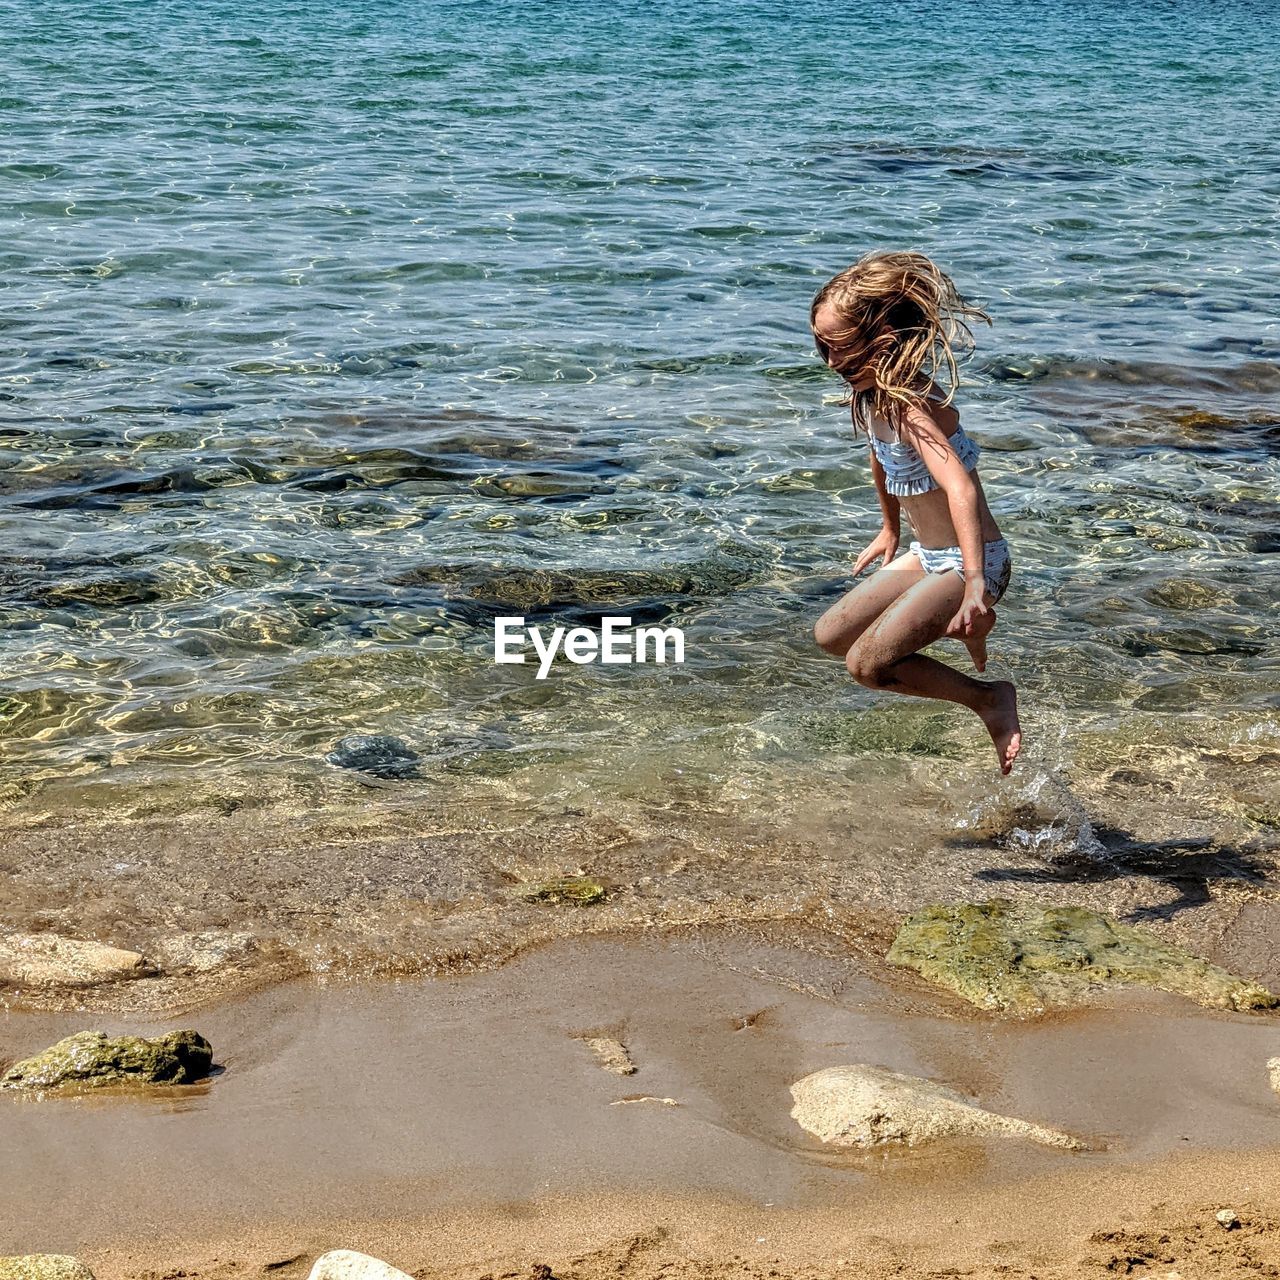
[0,1257,96,1280]
[0,934,154,989]
[306,1251,414,1280]
[580,1035,636,1075]
[1216,1209,1240,1230]
[789,1064,1084,1150]
[1267,1056,1280,1095]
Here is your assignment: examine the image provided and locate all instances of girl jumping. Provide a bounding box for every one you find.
[810,250,1022,774]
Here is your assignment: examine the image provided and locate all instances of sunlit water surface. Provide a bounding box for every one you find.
[1,2,1278,952]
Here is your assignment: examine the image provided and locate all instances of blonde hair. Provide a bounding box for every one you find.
[809,250,991,434]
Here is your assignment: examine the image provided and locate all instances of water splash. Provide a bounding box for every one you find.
[954,689,1109,862]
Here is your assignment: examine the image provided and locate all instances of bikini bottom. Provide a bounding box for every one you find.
[905,537,1012,604]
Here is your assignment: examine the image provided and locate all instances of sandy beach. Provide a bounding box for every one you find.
[56,1162,1280,1280]
[4,923,1280,1278]
[4,768,1279,1275]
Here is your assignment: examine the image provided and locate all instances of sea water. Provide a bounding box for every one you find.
[1,1,1277,882]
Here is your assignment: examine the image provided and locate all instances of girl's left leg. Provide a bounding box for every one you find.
[844,571,1022,773]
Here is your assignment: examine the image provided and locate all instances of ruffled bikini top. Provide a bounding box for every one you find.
[868,397,981,497]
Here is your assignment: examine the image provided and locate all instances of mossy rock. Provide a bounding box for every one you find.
[0,1258,95,1280]
[0,1029,214,1091]
[1243,807,1280,830]
[887,899,1278,1014]
[517,875,606,906]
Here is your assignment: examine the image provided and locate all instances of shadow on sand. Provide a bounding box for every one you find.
[950,823,1279,924]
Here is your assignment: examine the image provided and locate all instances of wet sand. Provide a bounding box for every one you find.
[3,754,1278,1016]
[4,928,1279,1277]
[4,770,1278,1277]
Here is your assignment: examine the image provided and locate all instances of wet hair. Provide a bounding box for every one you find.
[809,250,991,434]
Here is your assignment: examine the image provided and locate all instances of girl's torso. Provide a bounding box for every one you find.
[865,386,1002,548]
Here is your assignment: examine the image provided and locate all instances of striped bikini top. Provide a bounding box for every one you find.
[868,399,981,497]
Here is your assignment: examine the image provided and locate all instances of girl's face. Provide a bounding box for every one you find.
[812,302,876,390]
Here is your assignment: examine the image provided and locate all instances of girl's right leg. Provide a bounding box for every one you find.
[814,550,998,670]
[814,550,925,657]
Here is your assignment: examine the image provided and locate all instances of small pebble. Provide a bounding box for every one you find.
[1215,1208,1240,1230]
[580,1034,636,1075]
[325,734,421,781]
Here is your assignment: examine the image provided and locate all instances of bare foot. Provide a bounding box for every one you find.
[978,679,1022,775]
[947,606,997,672]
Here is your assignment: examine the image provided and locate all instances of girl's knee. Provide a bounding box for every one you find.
[844,639,888,688]
[814,613,853,657]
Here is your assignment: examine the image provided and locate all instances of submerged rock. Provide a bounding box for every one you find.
[1,1029,213,1091]
[789,1064,1084,1150]
[518,875,606,906]
[306,1251,414,1280]
[325,733,421,780]
[0,1259,94,1280]
[887,899,1278,1014]
[0,933,155,990]
[389,553,766,610]
[150,930,258,974]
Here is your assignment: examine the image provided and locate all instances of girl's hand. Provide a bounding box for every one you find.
[852,526,900,577]
[947,583,989,636]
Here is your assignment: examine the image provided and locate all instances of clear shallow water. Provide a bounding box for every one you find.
[1,1,1278,854]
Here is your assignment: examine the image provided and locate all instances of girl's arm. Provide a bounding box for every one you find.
[850,416,903,576]
[869,448,902,533]
[853,405,902,533]
[855,448,906,573]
